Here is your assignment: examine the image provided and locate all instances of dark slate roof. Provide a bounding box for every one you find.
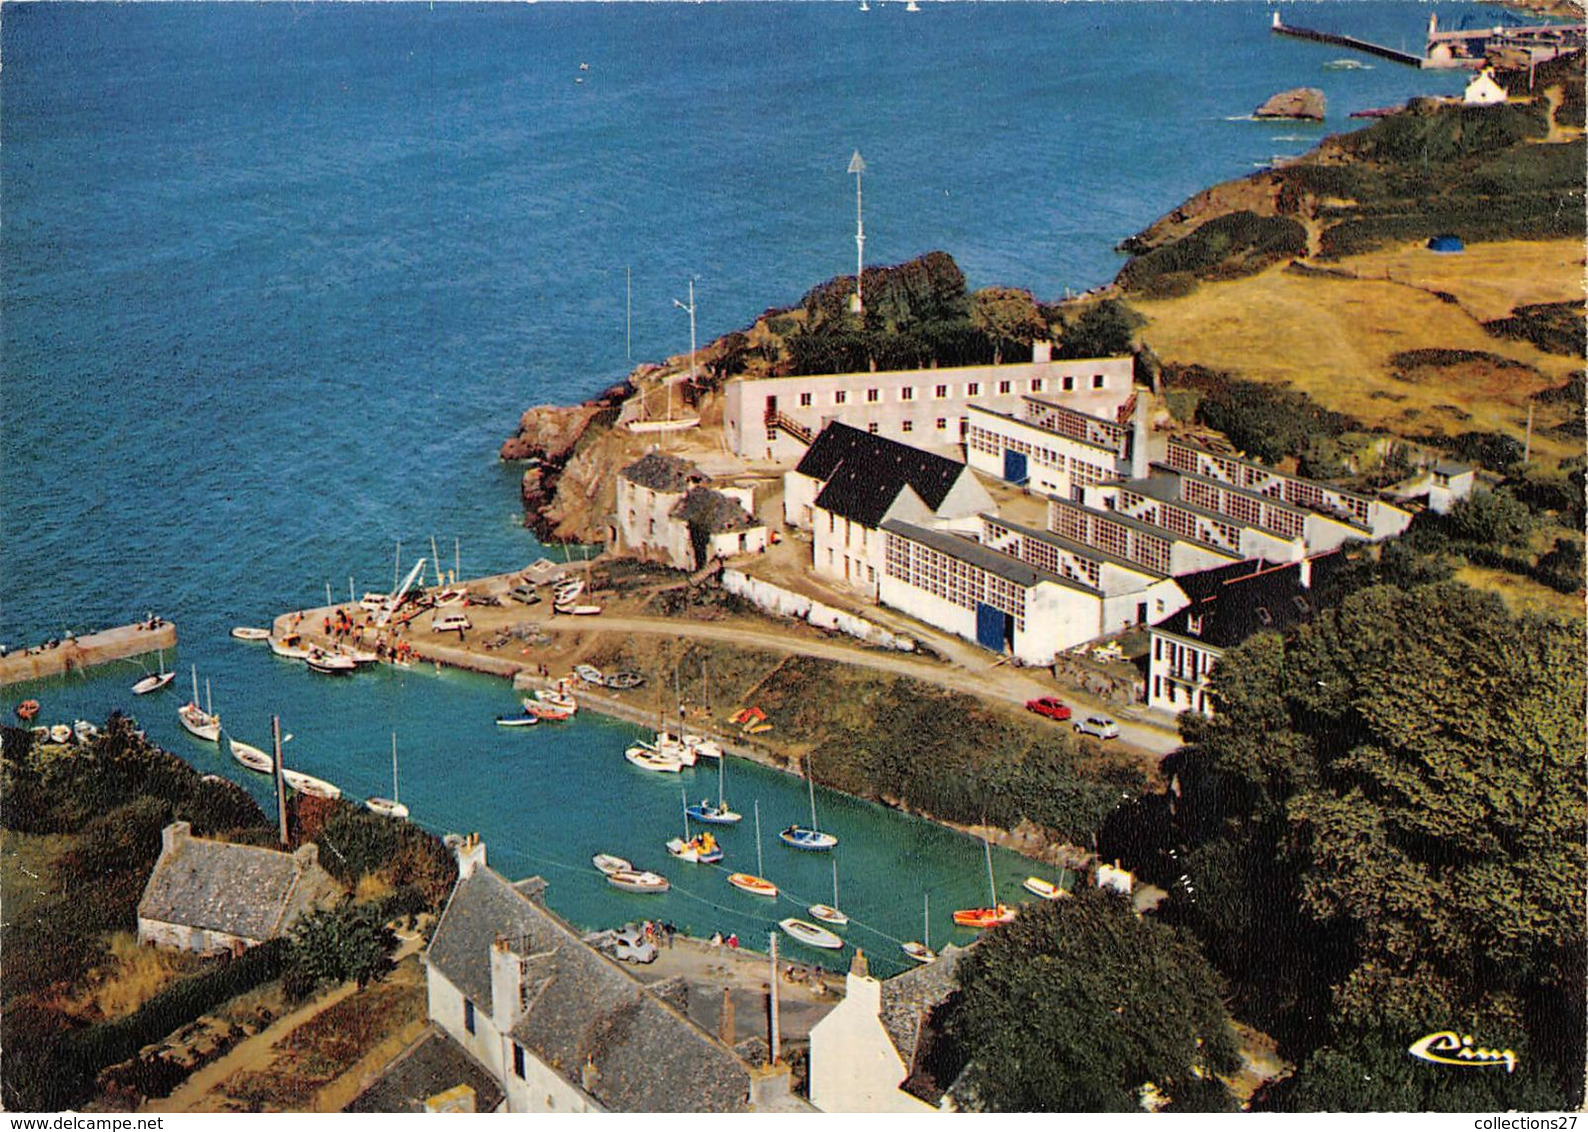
[879,944,965,1068]
[621,451,701,493]
[670,487,756,534]
[882,520,1093,593]
[800,423,966,527]
[1154,552,1345,650]
[426,866,752,1112]
[345,1027,505,1113]
[138,828,341,942]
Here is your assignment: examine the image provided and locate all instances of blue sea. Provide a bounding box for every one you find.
[2,1,1491,972]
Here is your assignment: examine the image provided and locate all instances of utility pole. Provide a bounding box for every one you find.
[848,150,866,314]
[768,931,782,1064]
[272,716,289,848]
[671,280,697,445]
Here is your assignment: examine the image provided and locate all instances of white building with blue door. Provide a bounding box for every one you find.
[880,520,1127,664]
[964,391,1149,498]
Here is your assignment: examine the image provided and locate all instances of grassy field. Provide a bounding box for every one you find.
[1453,563,1585,620]
[1132,239,1584,469]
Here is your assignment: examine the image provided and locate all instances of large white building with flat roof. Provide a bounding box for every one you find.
[722,344,1135,461]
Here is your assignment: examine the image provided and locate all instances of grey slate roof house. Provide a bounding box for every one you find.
[799,422,967,527]
[423,839,804,1112]
[137,821,341,955]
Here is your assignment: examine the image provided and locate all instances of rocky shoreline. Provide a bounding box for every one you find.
[498,378,631,543]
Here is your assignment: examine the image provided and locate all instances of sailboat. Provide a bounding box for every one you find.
[808,855,849,925]
[780,753,838,850]
[365,733,410,819]
[727,800,779,897]
[132,649,174,695]
[685,750,742,824]
[952,832,1016,928]
[178,667,221,741]
[902,894,937,964]
[668,788,725,863]
[430,536,466,606]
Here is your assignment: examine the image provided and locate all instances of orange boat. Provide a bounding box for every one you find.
[727,873,779,898]
[14,700,39,722]
[524,702,573,722]
[952,904,1016,929]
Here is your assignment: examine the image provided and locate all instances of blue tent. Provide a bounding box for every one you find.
[1426,234,1465,253]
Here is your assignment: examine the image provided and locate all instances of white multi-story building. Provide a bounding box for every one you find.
[616,451,766,570]
[964,391,1148,498]
[787,423,993,599]
[723,344,1135,461]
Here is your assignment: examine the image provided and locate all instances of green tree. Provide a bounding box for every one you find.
[1057,299,1138,359]
[942,889,1240,1112]
[286,902,397,998]
[1440,488,1534,547]
[970,287,1045,363]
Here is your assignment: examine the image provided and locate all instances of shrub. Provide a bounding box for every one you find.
[1118,212,1307,296]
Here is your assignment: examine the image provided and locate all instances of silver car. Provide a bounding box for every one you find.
[609,925,658,964]
[1074,715,1121,740]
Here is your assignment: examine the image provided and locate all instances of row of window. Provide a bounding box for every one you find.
[1023,400,1127,453]
[786,372,1112,413]
[883,533,1027,630]
[1049,501,1172,575]
[1153,674,1209,713]
[1167,440,1373,526]
[1154,635,1212,680]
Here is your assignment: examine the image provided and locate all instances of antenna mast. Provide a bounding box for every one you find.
[848,150,867,314]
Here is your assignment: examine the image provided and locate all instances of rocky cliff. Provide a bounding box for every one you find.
[1254,87,1326,121]
[499,379,631,543]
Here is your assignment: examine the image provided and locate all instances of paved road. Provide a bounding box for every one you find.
[531,614,1181,757]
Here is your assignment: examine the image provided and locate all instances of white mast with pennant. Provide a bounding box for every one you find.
[848,149,866,313]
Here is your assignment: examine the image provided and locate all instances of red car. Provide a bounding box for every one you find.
[1025,696,1072,722]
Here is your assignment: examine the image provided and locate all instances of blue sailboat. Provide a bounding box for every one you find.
[780,754,838,851]
[685,752,742,825]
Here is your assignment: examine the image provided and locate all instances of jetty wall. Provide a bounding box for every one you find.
[1,622,177,687]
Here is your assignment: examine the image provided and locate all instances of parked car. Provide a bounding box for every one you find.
[508,583,542,605]
[1074,715,1120,740]
[1025,696,1072,722]
[609,924,658,964]
[430,612,472,634]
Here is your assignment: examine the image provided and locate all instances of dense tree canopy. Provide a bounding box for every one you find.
[941,889,1240,1112]
[1161,583,1585,1110]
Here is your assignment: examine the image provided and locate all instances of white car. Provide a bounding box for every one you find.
[431,612,472,634]
[1074,715,1120,740]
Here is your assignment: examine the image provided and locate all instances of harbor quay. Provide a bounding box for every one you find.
[0,618,176,687]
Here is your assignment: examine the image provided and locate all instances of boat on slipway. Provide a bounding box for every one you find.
[779,917,843,950]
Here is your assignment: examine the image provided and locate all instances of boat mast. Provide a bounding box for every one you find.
[807,754,819,828]
[393,540,401,597]
[755,800,764,877]
[983,832,997,906]
[430,537,443,587]
[391,732,400,805]
[831,855,841,908]
[681,786,691,839]
[205,679,212,716]
[191,664,199,706]
[454,537,460,585]
[925,893,931,949]
[717,750,727,809]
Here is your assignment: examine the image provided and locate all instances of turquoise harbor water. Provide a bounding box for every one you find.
[3,2,1499,973]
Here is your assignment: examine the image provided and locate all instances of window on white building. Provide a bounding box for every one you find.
[834,390,847,405]
[937,417,947,431]
[998,380,1012,394]
[1063,375,1074,391]
[514,1044,526,1079]
[902,420,913,433]
[799,392,812,407]
[1092,374,1105,389]
[868,422,879,434]
[935,384,948,398]
[901,387,914,401]
[464,999,476,1035]
[867,388,879,403]
[1031,379,1043,392]
[967,382,980,396]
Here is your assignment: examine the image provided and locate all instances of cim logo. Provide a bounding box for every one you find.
[1408,1031,1519,1074]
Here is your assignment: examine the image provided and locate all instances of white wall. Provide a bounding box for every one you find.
[137,918,256,956]
[1148,629,1219,716]
[428,963,507,1085]
[809,973,933,1114]
[784,470,822,530]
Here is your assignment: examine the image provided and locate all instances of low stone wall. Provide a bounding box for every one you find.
[720,570,915,652]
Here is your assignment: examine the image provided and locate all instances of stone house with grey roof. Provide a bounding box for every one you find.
[424,837,803,1112]
[809,947,968,1112]
[137,821,341,956]
[615,451,766,571]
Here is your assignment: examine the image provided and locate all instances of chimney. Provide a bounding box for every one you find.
[456,833,487,880]
[293,842,319,872]
[1129,393,1150,480]
[1031,339,1053,364]
[719,987,736,1047]
[490,936,525,1031]
[845,948,882,1015]
[162,820,192,856]
[1298,556,1313,589]
[581,1057,601,1095]
[749,1063,795,1110]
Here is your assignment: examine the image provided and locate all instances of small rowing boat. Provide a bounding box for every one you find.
[726,873,778,898]
[592,853,632,876]
[496,714,539,727]
[307,648,356,675]
[901,941,938,964]
[573,664,604,686]
[779,917,843,950]
[282,768,341,799]
[229,737,274,774]
[230,626,270,641]
[625,745,683,773]
[523,700,573,722]
[1023,876,1067,901]
[533,689,578,713]
[607,869,669,894]
[49,723,73,743]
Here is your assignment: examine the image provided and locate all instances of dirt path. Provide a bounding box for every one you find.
[530,615,1179,755]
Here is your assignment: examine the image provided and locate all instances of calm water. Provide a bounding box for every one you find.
[2,1,1488,973]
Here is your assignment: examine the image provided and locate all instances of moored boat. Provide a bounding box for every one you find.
[523,699,574,722]
[230,626,270,641]
[604,670,644,690]
[229,737,274,774]
[727,872,778,898]
[533,688,578,713]
[779,824,838,852]
[808,904,849,926]
[607,869,669,894]
[72,719,100,743]
[625,745,683,773]
[269,633,313,660]
[132,670,175,695]
[14,699,39,721]
[496,714,539,727]
[49,723,73,744]
[306,648,356,675]
[282,768,341,799]
[901,941,938,964]
[666,832,724,864]
[682,734,723,760]
[592,853,633,876]
[1023,876,1067,901]
[779,917,843,950]
[179,702,222,741]
[951,904,1016,929]
[365,796,410,820]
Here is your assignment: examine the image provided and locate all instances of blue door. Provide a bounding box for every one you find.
[1003,449,1028,485]
[975,603,1005,651]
